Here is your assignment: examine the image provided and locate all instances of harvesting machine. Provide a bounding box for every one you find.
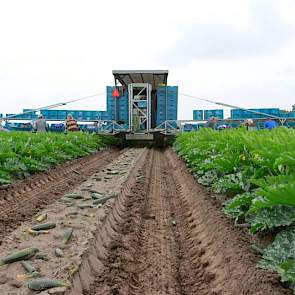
[107,70,178,144]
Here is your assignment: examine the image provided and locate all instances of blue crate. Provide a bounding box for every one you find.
[204,109,224,120]
[193,110,204,120]
[157,103,177,107]
[157,94,178,99]
[157,86,178,93]
[279,112,288,118]
[231,108,281,119]
[57,110,68,117]
[157,109,177,114]
[157,102,177,108]
[157,95,178,100]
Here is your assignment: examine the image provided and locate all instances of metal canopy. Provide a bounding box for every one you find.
[112,70,168,89]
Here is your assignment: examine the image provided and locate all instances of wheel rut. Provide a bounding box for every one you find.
[88,149,196,295]
[82,148,290,295]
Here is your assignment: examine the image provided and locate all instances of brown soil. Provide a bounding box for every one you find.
[0,147,291,295]
[0,148,121,242]
[0,147,143,295]
[80,148,290,295]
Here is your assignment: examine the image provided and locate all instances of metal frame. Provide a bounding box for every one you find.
[128,83,152,132]
[113,70,168,89]
[91,120,127,134]
[4,118,128,134]
[153,118,295,134]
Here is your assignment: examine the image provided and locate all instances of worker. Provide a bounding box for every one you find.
[33,114,47,132]
[0,119,8,132]
[244,119,255,131]
[205,117,218,129]
[93,121,99,133]
[65,114,79,132]
[264,118,278,130]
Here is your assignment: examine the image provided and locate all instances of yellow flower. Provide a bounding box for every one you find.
[239,154,246,161]
[253,153,260,160]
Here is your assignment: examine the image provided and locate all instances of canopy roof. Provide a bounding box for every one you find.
[112,70,168,89]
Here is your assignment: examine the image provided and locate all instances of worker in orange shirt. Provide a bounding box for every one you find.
[65,114,79,132]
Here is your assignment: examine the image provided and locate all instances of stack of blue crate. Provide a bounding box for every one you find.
[204,109,224,120]
[279,111,292,118]
[106,86,129,124]
[40,110,58,120]
[8,111,36,120]
[156,86,178,126]
[30,109,113,121]
[56,110,67,120]
[231,109,243,119]
[193,110,204,120]
[97,111,111,121]
[23,109,38,119]
[252,108,280,118]
[231,108,280,119]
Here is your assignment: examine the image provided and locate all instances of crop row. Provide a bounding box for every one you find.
[174,128,295,290]
[0,132,115,185]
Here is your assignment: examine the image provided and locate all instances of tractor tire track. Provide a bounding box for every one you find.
[81,148,290,295]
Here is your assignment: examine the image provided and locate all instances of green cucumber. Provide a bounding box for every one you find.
[27,229,49,236]
[36,213,47,223]
[59,197,75,205]
[17,271,42,281]
[92,194,118,206]
[62,228,73,245]
[27,278,70,291]
[35,254,49,261]
[77,204,92,209]
[21,261,36,273]
[0,247,39,266]
[64,193,83,199]
[31,222,56,231]
[91,193,103,200]
[89,189,103,194]
[107,170,119,175]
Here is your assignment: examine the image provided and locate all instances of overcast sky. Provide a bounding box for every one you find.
[0,0,294,119]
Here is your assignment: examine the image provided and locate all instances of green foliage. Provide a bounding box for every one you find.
[0,132,114,185]
[212,172,249,194]
[223,193,254,220]
[248,206,295,234]
[175,128,295,287]
[250,182,295,213]
[175,128,295,226]
[259,227,295,288]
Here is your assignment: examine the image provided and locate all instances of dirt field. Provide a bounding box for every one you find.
[0,148,291,295]
[0,148,121,242]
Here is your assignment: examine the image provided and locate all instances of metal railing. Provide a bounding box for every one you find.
[153,118,295,134]
[94,120,128,134]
